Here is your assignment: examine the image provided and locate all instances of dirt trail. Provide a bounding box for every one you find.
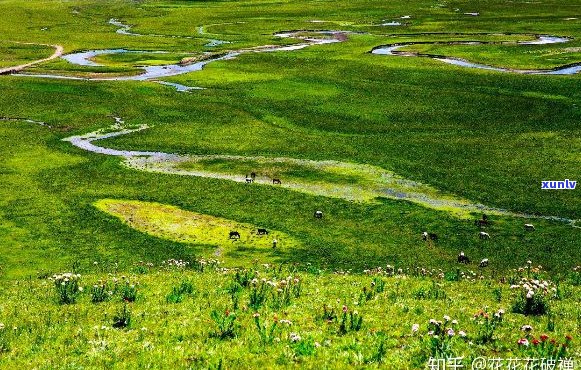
[0,43,64,75]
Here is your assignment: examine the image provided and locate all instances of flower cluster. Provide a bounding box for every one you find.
[162,259,190,269]
[333,269,352,275]
[133,261,155,273]
[363,265,484,282]
[289,332,301,342]
[459,270,478,282]
[49,273,82,304]
[253,313,293,345]
[192,258,221,272]
[337,305,363,335]
[517,332,573,360]
[427,316,464,337]
[510,277,554,296]
[49,272,81,283]
[364,265,405,276]
[510,277,554,315]
[135,261,154,268]
[418,316,467,359]
[414,267,444,278]
[161,257,222,271]
[472,309,504,344]
[91,279,114,303]
[248,275,302,310]
[511,261,545,278]
[363,265,399,276]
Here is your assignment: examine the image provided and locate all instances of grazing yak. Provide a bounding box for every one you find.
[422,231,438,241]
[474,219,489,227]
[272,178,282,184]
[524,223,535,231]
[229,231,241,239]
[479,231,490,239]
[457,252,470,264]
[257,228,268,235]
[479,258,489,268]
[314,210,323,219]
[475,214,491,227]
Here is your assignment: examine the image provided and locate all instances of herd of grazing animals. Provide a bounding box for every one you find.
[235,175,539,268]
[423,214,537,268]
[245,172,283,185]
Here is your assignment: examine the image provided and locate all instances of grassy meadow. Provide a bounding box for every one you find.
[0,0,580,368]
[0,261,580,369]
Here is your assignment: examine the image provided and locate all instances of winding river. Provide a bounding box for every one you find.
[3,27,579,225]
[372,35,581,74]
[8,31,580,93]
[13,31,343,91]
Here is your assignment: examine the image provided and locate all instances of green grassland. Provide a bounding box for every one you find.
[95,198,302,255]
[0,0,579,279]
[0,0,580,366]
[0,41,54,68]
[0,262,579,368]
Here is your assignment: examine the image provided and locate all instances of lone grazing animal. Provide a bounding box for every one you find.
[257,228,268,235]
[422,231,428,241]
[457,252,470,264]
[229,231,241,239]
[479,231,490,240]
[272,178,282,184]
[112,317,130,328]
[314,210,323,219]
[524,224,535,231]
[479,258,489,268]
[245,177,253,184]
[250,172,256,179]
[474,219,489,227]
